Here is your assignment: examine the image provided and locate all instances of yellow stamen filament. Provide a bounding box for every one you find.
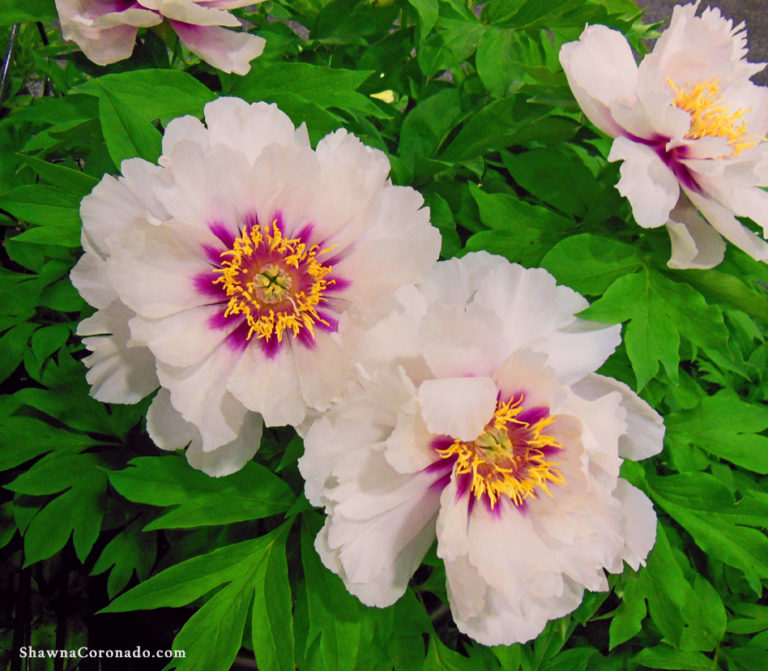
[437,396,565,509]
[212,221,334,342]
[669,77,758,155]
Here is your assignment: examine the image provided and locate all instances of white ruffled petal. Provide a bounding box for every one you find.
[666,197,727,269]
[417,377,497,441]
[609,136,680,228]
[559,24,639,137]
[613,480,658,571]
[78,302,158,404]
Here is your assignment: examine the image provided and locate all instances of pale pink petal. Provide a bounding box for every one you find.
[417,377,497,441]
[613,480,657,571]
[559,24,639,137]
[139,0,240,26]
[666,197,727,269]
[226,343,306,428]
[685,188,768,262]
[608,136,680,228]
[571,374,664,461]
[77,302,158,404]
[171,21,265,75]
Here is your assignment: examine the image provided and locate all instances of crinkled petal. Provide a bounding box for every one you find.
[78,302,158,404]
[571,374,664,461]
[417,377,498,441]
[666,197,727,269]
[609,136,680,228]
[613,480,657,571]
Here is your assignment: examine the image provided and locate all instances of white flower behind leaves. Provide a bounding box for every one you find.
[55,0,266,74]
[299,252,664,646]
[71,97,440,476]
[559,1,768,269]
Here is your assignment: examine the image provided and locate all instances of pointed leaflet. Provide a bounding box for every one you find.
[105,524,294,671]
[666,390,768,474]
[580,268,729,389]
[108,455,295,529]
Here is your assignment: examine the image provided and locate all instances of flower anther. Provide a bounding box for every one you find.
[436,395,564,510]
[213,221,335,343]
[669,78,757,155]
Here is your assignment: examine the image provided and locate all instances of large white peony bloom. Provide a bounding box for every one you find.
[559,2,768,269]
[56,0,266,74]
[71,97,440,476]
[299,252,664,645]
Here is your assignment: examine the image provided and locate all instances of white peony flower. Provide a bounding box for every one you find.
[299,252,664,646]
[71,96,440,476]
[559,2,768,269]
[55,0,266,74]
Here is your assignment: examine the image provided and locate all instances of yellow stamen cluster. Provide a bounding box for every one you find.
[213,221,333,342]
[437,396,564,509]
[669,77,758,155]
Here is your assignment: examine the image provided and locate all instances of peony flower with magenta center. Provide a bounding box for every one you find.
[56,0,266,74]
[560,1,768,269]
[299,252,664,645]
[70,97,440,476]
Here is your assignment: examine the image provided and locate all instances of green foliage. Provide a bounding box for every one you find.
[2,0,768,669]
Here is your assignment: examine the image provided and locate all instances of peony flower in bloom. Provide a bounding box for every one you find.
[559,2,768,269]
[70,96,440,476]
[299,252,664,645]
[55,0,266,74]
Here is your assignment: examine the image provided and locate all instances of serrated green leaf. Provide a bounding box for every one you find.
[109,456,295,529]
[91,518,157,599]
[666,391,768,473]
[232,62,384,118]
[581,269,728,389]
[541,234,642,296]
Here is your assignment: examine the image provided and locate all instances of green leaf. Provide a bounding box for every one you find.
[647,473,768,585]
[0,416,96,472]
[91,518,157,599]
[17,154,99,198]
[408,0,439,37]
[581,269,729,389]
[441,98,577,161]
[108,456,295,529]
[74,70,216,123]
[632,646,713,671]
[98,91,163,167]
[232,62,384,118]
[540,234,642,296]
[301,517,382,671]
[0,184,80,228]
[251,523,295,671]
[398,89,462,168]
[0,0,55,24]
[608,577,646,649]
[0,322,36,383]
[666,391,768,473]
[467,184,576,266]
[418,17,485,79]
[424,635,475,671]
[17,453,108,565]
[501,146,600,217]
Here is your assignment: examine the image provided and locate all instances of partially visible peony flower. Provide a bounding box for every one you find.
[559,2,768,269]
[299,252,664,645]
[70,96,440,476]
[56,0,266,74]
